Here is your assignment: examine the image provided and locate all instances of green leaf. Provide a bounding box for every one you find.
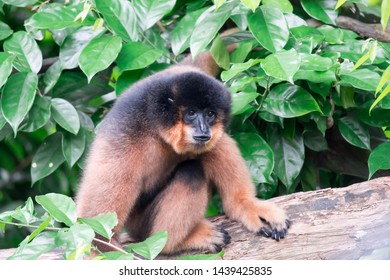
[290,26,325,47]
[231,91,259,115]
[8,231,57,260]
[51,98,80,135]
[318,25,344,44]
[95,0,139,42]
[301,0,338,25]
[376,65,390,95]
[3,31,42,73]
[221,59,261,82]
[62,129,86,168]
[247,5,289,53]
[116,70,144,96]
[178,250,224,260]
[233,133,274,184]
[381,0,390,31]
[171,8,207,55]
[28,215,52,242]
[1,72,38,135]
[190,2,235,58]
[368,142,390,178]
[8,198,38,224]
[0,21,13,40]
[210,34,230,70]
[358,100,390,127]
[134,0,176,31]
[116,41,163,72]
[213,0,227,10]
[0,107,6,131]
[339,69,381,91]
[0,52,14,88]
[21,95,51,133]
[56,224,94,260]
[352,52,370,70]
[231,42,253,64]
[240,0,261,12]
[370,84,390,112]
[125,231,168,260]
[263,0,293,13]
[261,49,301,83]
[294,69,336,84]
[43,60,63,94]
[338,86,356,109]
[26,4,81,30]
[79,35,122,82]
[263,84,321,118]
[338,116,371,150]
[51,71,112,104]
[102,252,134,260]
[299,53,333,71]
[35,193,77,227]
[31,133,65,185]
[60,26,105,70]
[326,41,383,62]
[267,124,304,191]
[78,213,118,240]
[303,129,328,152]
[2,0,38,7]
[335,0,347,9]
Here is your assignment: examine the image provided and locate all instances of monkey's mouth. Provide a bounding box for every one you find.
[193,135,211,142]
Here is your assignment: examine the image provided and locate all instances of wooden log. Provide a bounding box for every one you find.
[1,177,389,260]
[212,176,390,260]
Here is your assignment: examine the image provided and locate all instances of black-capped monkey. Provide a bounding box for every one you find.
[76,48,290,255]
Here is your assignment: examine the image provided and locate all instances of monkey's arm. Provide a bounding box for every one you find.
[203,133,290,240]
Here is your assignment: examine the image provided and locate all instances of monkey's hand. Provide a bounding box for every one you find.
[230,199,291,242]
[256,201,291,241]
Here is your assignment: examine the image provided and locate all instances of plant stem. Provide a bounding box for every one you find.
[255,76,271,115]
[1,220,60,231]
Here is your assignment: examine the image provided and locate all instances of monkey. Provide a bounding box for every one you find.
[76,47,290,255]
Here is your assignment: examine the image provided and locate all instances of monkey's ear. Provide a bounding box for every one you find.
[167,97,174,104]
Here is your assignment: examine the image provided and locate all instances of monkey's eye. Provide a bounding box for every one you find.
[188,110,196,116]
[184,110,198,123]
[207,111,216,118]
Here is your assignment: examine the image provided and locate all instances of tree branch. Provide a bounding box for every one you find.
[336,16,390,42]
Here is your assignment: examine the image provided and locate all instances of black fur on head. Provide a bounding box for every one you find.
[100,69,231,139]
[148,71,231,129]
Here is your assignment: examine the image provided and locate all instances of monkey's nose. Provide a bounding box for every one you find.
[193,135,211,142]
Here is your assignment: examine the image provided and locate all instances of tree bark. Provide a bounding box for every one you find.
[210,176,390,260]
[0,177,389,260]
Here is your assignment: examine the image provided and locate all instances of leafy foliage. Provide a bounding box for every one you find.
[0,193,165,259]
[1,0,390,258]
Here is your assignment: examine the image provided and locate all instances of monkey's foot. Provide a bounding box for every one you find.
[177,220,231,253]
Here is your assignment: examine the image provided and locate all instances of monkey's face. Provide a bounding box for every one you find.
[161,106,226,155]
[154,71,231,155]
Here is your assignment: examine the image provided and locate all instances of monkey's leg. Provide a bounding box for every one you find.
[139,160,230,254]
[203,133,290,241]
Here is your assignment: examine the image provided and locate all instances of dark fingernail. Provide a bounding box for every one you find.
[258,227,272,237]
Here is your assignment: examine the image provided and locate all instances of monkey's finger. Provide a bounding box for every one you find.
[212,244,223,253]
[220,228,231,245]
[257,227,272,238]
